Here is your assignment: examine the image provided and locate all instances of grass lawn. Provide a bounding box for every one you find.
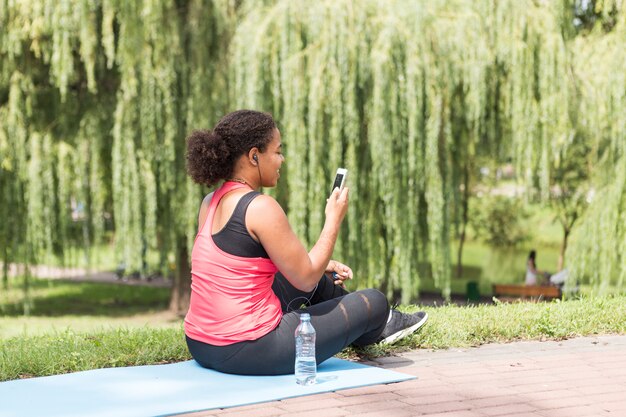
[1,276,625,381]
[0,277,180,339]
[0,311,181,339]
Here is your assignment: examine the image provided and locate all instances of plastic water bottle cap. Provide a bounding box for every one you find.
[300,313,310,320]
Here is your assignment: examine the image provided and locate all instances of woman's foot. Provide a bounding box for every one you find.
[378,310,428,344]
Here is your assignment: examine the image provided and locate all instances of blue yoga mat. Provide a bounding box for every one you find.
[0,358,415,417]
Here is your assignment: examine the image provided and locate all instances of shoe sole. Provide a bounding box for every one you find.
[380,312,428,345]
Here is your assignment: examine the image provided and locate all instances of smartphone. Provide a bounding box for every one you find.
[331,168,348,193]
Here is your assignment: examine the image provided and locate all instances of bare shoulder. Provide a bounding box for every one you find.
[248,193,284,214]
[247,194,288,229]
[246,193,296,247]
[202,192,214,207]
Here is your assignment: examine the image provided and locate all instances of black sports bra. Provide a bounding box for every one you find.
[212,191,269,258]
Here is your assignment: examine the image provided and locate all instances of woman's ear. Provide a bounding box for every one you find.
[248,148,259,165]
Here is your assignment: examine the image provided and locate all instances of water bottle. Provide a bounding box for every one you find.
[294,312,316,385]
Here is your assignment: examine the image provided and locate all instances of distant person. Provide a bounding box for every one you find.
[525,250,549,286]
[525,250,568,287]
[549,268,568,287]
[183,109,428,376]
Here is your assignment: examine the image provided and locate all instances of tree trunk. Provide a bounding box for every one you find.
[558,227,570,271]
[169,235,191,316]
[456,163,470,278]
[23,264,31,316]
[3,246,8,290]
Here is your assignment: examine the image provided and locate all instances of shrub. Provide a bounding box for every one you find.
[471,196,528,246]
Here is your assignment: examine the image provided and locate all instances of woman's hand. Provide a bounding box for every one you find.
[325,187,349,226]
[325,260,353,288]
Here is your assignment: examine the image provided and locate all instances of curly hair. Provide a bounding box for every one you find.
[186,110,277,186]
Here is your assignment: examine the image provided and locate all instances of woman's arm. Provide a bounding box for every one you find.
[248,187,349,292]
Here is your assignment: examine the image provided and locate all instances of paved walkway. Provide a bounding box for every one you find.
[183,335,626,417]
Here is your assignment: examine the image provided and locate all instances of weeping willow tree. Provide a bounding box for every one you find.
[229,0,623,301]
[1,0,624,311]
[0,0,234,314]
[566,1,626,294]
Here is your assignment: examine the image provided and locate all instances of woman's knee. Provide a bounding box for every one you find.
[349,289,389,347]
[357,288,389,316]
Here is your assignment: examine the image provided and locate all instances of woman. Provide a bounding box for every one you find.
[525,250,539,285]
[184,110,427,375]
[526,249,551,286]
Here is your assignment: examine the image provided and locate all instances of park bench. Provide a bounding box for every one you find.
[492,284,561,301]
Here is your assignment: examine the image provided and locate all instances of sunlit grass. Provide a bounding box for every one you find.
[0,277,170,317]
[343,294,626,359]
[0,276,177,340]
[1,277,625,381]
[1,327,189,381]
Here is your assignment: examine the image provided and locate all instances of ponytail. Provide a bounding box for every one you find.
[186,110,277,187]
[186,130,236,186]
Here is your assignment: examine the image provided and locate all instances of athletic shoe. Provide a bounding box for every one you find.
[378,310,428,344]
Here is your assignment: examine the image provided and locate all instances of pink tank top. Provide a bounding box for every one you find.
[184,182,282,346]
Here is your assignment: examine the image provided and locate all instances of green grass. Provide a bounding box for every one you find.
[1,277,185,380]
[0,313,181,339]
[1,277,170,317]
[343,294,626,359]
[1,327,189,380]
[1,280,625,381]
[0,277,180,339]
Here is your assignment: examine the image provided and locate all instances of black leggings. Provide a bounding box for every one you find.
[186,273,389,375]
